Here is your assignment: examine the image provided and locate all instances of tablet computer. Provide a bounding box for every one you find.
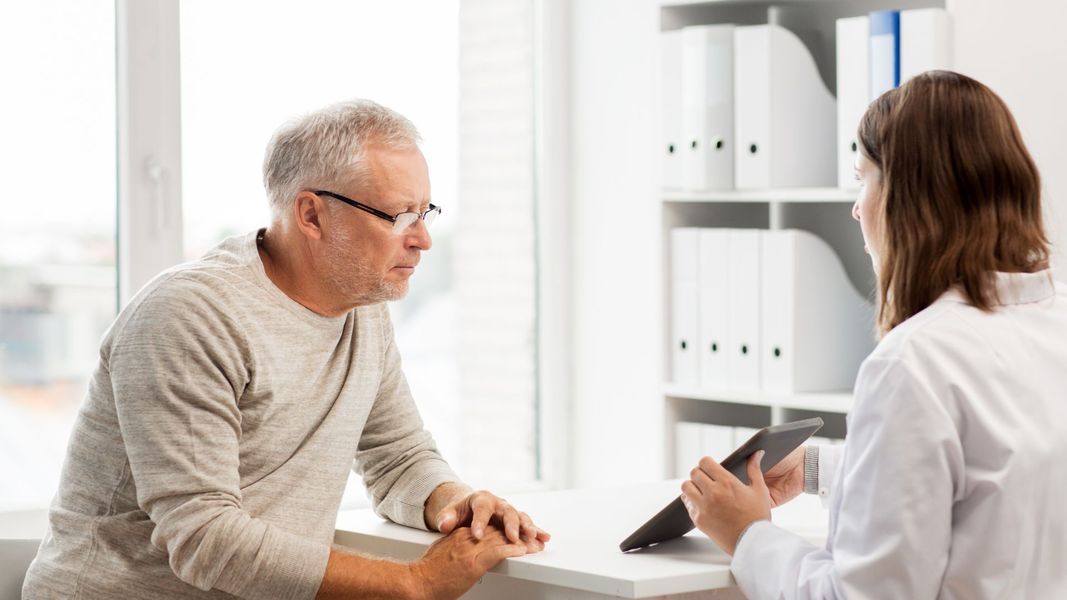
[619,417,824,552]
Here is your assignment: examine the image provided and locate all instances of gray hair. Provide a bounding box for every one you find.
[262,99,421,218]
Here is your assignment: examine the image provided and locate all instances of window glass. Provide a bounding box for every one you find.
[0,2,117,511]
[181,0,538,506]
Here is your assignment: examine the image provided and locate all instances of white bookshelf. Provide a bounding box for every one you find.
[663,187,857,203]
[663,383,853,414]
[658,0,947,477]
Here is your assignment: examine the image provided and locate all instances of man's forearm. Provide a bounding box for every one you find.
[315,548,419,600]
[315,482,473,600]
[424,481,472,530]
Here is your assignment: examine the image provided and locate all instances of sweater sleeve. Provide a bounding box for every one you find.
[354,305,461,530]
[108,280,329,600]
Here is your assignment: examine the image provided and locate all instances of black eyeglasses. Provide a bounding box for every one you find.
[313,190,441,234]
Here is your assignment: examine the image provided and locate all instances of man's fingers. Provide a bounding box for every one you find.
[518,511,533,531]
[517,511,537,544]
[516,514,547,553]
[461,491,551,550]
[520,535,545,552]
[474,526,527,568]
[517,511,552,542]
[478,541,528,569]
[470,495,494,539]
[441,495,474,532]
[498,503,521,543]
[436,506,459,533]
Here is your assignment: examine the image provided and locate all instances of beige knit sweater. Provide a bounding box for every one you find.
[22,230,458,599]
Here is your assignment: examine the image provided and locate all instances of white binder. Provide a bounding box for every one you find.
[732,427,763,450]
[836,16,870,191]
[726,229,761,391]
[675,422,736,478]
[702,423,736,464]
[810,436,844,447]
[760,229,875,393]
[900,8,953,83]
[734,24,836,189]
[681,25,734,191]
[697,228,730,388]
[671,228,700,386]
[869,10,900,99]
[660,30,684,191]
[674,421,703,478]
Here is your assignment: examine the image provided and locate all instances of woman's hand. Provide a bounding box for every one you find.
[763,445,806,508]
[681,451,773,556]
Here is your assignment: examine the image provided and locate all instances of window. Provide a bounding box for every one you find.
[180,0,539,503]
[0,2,117,511]
[0,0,541,514]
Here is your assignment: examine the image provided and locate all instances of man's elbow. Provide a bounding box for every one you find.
[147,493,255,591]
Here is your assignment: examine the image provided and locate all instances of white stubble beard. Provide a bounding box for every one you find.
[321,224,408,306]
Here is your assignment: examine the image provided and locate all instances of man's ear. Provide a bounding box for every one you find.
[292,191,325,241]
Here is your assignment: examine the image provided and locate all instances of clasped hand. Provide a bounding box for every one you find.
[414,490,551,599]
[434,489,551,551]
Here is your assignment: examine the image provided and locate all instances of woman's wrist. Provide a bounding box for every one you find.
[734,518,769,553]
[803,445,820,495]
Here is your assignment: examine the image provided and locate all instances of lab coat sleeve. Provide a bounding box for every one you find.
[731,356,962,599]
[816,444,844,508]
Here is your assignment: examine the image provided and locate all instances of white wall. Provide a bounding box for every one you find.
[949,0,1067,269]
[568,0,664,486]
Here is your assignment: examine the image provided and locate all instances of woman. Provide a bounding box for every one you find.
[680,70,1067,598]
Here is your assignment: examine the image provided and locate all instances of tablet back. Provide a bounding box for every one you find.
[619,417,823,552]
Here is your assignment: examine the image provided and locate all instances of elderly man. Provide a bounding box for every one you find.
[22,100,549,600]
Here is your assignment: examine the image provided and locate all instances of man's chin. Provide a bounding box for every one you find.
[341,280,408,306]
[383,271,412,295]
[381,279,409,302]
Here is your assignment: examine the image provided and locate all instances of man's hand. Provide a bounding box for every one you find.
[763,445,805,508]
[430,487,551,552]
[680,451,773,556]
[410,525,527,600]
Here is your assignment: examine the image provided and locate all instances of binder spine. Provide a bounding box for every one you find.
[869,10,901,100]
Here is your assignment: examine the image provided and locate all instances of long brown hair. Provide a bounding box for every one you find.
[858,70,1049,336]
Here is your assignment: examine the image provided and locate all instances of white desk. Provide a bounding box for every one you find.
[334,481,828,599]
[0,509,47,600]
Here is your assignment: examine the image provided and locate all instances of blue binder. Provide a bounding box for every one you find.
[869,10,900,100]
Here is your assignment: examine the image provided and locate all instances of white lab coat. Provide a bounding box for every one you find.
[731,271,1067,599]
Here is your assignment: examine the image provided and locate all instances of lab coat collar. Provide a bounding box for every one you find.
[940,269,1057,306]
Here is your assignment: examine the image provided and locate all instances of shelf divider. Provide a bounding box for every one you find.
[663,383,854,413]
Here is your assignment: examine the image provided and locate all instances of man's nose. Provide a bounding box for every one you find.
[406,218,432,250]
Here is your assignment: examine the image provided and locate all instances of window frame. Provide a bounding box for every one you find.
[116,0,571,490]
